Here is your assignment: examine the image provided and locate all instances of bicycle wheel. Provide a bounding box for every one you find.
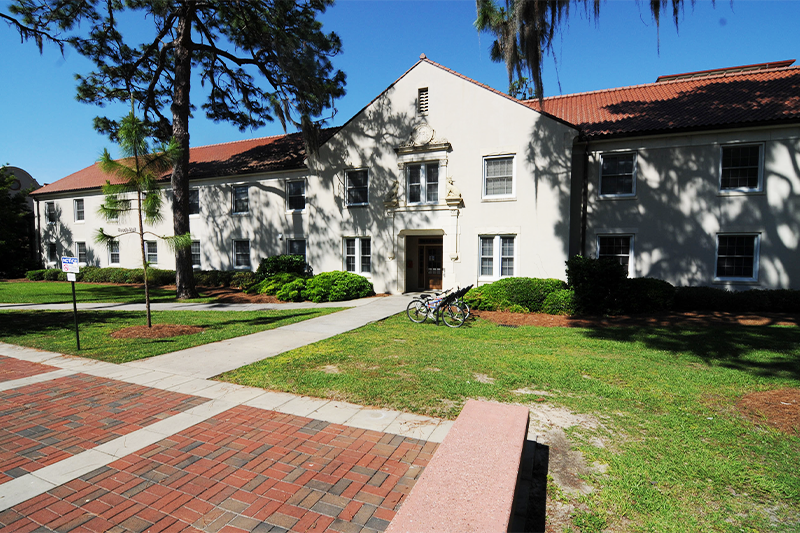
[458,298,471,319]
[406,300,428,323]
[440,303,466,328]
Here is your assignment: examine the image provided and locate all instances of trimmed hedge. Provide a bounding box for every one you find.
[464,277,567,313]
[256,254,312,280]
[541,289,576,315]
[304,271,374,303]
[566,255,628,315]
[622,278,675,314]
[674,287,800,313]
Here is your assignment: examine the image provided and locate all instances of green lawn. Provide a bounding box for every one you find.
[0,280,214,304]
[0,308,341,364]
[219,314,800,532]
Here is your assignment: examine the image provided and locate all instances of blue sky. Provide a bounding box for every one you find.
[2,0,799,184]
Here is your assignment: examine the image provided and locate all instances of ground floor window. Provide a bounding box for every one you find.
[109,241,120,265]
[345,237,371,274]
[288,239,306,262]
[145,241,158,264]
[76,242,87,264]
[234,240,251,268]
[48,242,57,263]
[479,235,515,279]
[716,234,759,281]
[191,241,201,268]
[597,235,633,276]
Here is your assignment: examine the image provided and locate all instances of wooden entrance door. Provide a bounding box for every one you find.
[417,239,443,290]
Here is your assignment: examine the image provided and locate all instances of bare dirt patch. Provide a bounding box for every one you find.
[474,310,800,328]
[111,324,204,339]
[737,388,800,436]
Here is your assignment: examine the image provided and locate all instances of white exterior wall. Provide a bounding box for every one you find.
[584,125,800,289]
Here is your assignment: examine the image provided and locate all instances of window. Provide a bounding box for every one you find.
[109,241,120,265]
[145,241,158,264]
[346,169,369,206]
[483,157,514,197]
[479,235,515,278]
[287,180,306,211]
[74,199,84,222]
[233,186,249,213]
[76,242,87,264]
[189,189,200,215]
[600,153,636,197]
[407,163,439,204]
[287,239,306,262]
[45,202,56,224]
[418,88,429,115]
[344,237,371,274]
[234,240,251,268]
[721,144,763,192]
[716,234,759,281]
[597,235,633,276]
[47,242,57,263]
[191,241,201,268]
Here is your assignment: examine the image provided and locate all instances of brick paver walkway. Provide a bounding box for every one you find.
[0,374,208,485]
[0,356,57,382]
[0,356,440,533]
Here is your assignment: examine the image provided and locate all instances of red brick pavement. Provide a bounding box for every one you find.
[0,405,438,533]
[0,374,208,484]
[0,355,58,382]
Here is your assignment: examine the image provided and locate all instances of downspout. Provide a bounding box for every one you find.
[35,199,42,267]
[580,134,590,257]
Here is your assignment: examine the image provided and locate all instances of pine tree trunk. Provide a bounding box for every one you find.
[171,1,199,299]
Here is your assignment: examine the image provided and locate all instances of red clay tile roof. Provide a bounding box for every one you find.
[524,63,800,138]
[32,129,337,196]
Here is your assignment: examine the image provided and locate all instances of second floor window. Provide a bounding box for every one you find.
[45,202,56,224]
[189,189,200,215]
[721,144,763,192]
[484,157,514,197]
[600,153,636,197]
[287,180,306,211]
[74,199,84,221]
[346,169,369,206]
[233,186,249,213]
[408,163,439,204]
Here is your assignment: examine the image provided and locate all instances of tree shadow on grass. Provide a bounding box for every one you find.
[577,325,800,382]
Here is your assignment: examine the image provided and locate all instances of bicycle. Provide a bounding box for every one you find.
[406,285,473,328]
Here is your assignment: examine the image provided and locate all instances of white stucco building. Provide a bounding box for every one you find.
[30,57,800,292]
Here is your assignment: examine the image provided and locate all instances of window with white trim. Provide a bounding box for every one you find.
[479,235,515,278]
[45,202,56,224]
[145,241,158,264]
[191,240,201,268]
[720,144,763,192]
[716,234,759,281]
[407,163,439,204]
[74,199,84,222]
[109,241,120,265]
[483,156,514,198]
[600,153,636,197]
[234,240,251,268]
[189,189,200,215]
[76,242,87,264]
[344,237,371,274]
[287,180,306,211]
[233,185,249,214]
[346,169,369,206]
[47,242,57,263]
[597,235,633,276]
[288,239,306,262]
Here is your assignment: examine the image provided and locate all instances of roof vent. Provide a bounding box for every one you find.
[418,88,429,116]
[656,60,795,82]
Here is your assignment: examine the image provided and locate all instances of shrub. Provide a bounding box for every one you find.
[464,277,567,312]
[43,268,64,281]
[146,268,176,286]
[566,255,627,315]
[25,269,47,281]
[763,289,800,313]
[622,277,675,314]
[276,279,307,302]
[304,271,374,303]
[541,289,576,315]
[230,271,258,290]
[505,304,529,314]
[126,268,145,284]
[673,286,733,311]
[248,273,303,295]
[194,270,235,287]
[256,254,312,280]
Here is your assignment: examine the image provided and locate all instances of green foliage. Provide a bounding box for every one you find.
[566,256,628,315]
[247,273,303,295]
[25,270,47,281]
[541,289,576,315]
[276,279,307,302]
[464,277,567,312]
[256,255,312,280]
[674,287,800,313]
[304,271,374,303]
[25,266,176,286]
[622,277,675,314]
[193,270,235,287]
[230,271,258,290]
[0,166,37,278]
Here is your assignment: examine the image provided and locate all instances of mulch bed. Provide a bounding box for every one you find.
[110,324,204,339]
[473,310,800,328]
[737,389,800,436]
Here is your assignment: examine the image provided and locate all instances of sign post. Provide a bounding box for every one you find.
[61,257,80,350]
